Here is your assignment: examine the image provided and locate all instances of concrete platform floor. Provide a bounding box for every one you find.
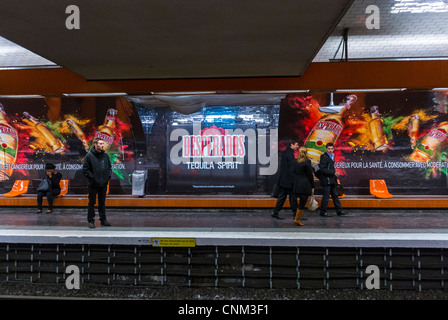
[0,206,446,229]
[1,207,448,248]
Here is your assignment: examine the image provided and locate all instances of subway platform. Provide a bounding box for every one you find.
[0,195,447,247]
[0,197,448,292]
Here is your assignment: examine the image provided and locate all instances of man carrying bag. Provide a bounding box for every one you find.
[318,143,348,217]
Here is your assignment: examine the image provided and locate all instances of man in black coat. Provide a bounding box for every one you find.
[318,143,348,217]
[271,139,300,219]
[83,137,112,228]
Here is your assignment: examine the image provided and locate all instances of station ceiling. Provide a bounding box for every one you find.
[0,0,352,80]
[0,0,447,82]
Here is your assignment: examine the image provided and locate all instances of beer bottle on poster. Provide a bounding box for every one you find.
[409,121,448,162]
[407,114,420,148]
[23,112,64,153]
[94,108,117,151]
[304,94,357,164]
[369,106,388,151]
[66,119,89,151]
[0,104,18,181]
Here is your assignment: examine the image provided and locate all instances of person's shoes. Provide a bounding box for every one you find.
[271,213,285,220]
[88,222,95,229]
[320,212,332,217]
[291,211,307,220]
[337,211,349,216]
[294,209,304,226]
[101,220,111,226]
[46,209,53,214]
[36,210,42,214]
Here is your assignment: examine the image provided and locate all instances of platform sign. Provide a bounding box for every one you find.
[152,238,196,247]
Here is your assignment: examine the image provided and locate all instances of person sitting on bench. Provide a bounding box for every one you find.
[36,163,62,214]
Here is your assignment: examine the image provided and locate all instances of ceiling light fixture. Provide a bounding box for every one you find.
[242,90,309,94]
[391,0,448,13]
[0,95,45,98]
[151,91,216,95]
[336,88,407,92]
[63,93,127,97]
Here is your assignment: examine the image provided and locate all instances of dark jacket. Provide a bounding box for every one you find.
[42,171,62,194]
[277,146,296,189]
[293,159,315,196]
[83,148,112,187]
[319,152,337,186]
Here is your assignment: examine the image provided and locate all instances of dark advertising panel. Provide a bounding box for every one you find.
[167,123,256,193]
[133,101,280,194]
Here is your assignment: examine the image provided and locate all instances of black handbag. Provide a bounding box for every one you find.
[37,178,50,192]
[336,179,344,196]
[270,184,280,198]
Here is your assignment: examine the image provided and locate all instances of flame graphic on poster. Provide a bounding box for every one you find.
[283,93,448,178]
[66,114,132,183]
[0,108,132,183]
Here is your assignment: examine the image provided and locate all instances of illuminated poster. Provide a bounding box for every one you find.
[167,123,256,193]
[0,97,136,194]
[279,91,448,195]
[4,91,448,196]
[131,102,280,194]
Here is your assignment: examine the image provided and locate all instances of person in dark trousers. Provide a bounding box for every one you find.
[292,147,315,226]
[271,139,300,219]
[318,143,348,217]
[83,137,112,228]
[36,163,62,214]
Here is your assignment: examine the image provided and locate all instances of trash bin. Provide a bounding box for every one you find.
[132,170,148,197]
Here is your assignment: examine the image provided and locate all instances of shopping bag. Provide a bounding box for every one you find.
[307,189,319,211]
[307,196,319,211]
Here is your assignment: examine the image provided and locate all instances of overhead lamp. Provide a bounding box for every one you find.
[319,92,343,113]
[63,93,127,97]
[391,0,448,13]
[0,95,44,98]
[152,91,216,95]
[336,88,407,92]
[242,90,309,94]
[432,88,448,91]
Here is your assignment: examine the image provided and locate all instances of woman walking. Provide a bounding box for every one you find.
[292,147,315,226]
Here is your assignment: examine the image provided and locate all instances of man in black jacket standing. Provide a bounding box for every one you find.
[318,143,347,217]
[83,138,112,228]
[271,139,300,219]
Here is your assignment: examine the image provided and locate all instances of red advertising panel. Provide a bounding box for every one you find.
[0,97,138,194]
[279,91,448,195]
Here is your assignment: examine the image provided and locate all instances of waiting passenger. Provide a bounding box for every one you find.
[36,163,62,214]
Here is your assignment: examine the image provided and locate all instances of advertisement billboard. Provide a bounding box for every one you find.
[279,91,448,195]
[0,96,138,194]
